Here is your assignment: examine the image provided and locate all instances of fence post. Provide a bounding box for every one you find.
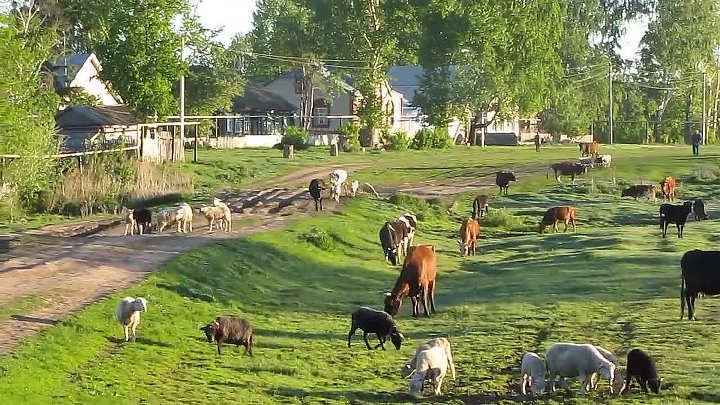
[330,143,339,156]
[283,144,294,159]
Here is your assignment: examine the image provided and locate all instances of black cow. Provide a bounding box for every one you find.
[659,201,692,238]
[309,179,326,211]
[680,249,720,320]
[693,198,709,220]
[379,221,400,266]
[620,348,663,395]
[495,171,517,195]
[549,161,587,184]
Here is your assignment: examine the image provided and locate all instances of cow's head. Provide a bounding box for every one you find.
[648,377,663,394]
[384,292,402,316]
[389,326,404,350]
[538,222,547,234]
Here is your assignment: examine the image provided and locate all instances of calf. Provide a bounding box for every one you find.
[549,161,587,184]
[539,206,577,234]
[379,221,400,266]
[680,249,720,320]
[458,218,480,257]
[471,194,489,219]
[384,244,437,317]
[309,178,326,211]
[495,171,517,195]
[659,201,692,238]
[659,176,677,202]
[621,184,657,202]
[620,349,662,395]
[693,198,709,220]
[579,141,599,158]
[545,342,617,394]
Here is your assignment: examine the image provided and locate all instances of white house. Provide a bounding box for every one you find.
[49,53,123,107]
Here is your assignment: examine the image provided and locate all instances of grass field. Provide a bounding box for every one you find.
[2,145,720,404]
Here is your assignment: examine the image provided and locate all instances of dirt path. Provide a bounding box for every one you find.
[0,162,545,354]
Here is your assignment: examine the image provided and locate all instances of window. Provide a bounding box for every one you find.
[313,99,330,128]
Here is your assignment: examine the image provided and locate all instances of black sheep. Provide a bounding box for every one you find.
[309,178,326,211]
[200,316,254,356]
[620,348,663,394]
[347,306,404,350]
[133,208,153,234]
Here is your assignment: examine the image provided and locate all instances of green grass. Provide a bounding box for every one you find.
[3,145,720,404]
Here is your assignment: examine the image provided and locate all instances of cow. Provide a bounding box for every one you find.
[621,185,657,202]
[392,214,418,261]
[379,221,400,266]
[539,206,577,234]
[660,201,693,238]
[595,154,612,167]
[471,194,489,219]
[579,141,599,158]
[309,179,326,211]
[693,198,709,220]
[384,244,437,318]
[659,176,677,202]
[680,249,720,320]
[458,218,480,257]
[549,161,587,185]
[495,171,517,195]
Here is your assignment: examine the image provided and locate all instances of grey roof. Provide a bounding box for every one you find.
[55,105,140,129]
[386,65,461,103]
[49,54,91,88]
[276,68,357,94]
[233,83,297,114]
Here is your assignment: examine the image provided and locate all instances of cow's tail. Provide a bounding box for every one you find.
[680,275,686,320]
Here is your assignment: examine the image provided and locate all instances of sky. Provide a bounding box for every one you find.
[198,1,647,60]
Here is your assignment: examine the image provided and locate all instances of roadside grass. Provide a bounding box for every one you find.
[2,146,720,404]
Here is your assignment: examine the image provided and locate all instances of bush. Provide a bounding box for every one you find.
[387,193,446,221]
[299,226,335,251]
[338,122,361,152]
[412,127,453,150]
[276,126,310,151]
[384,130,411,150]
[482,208,533,233]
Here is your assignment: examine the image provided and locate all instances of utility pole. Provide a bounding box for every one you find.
[608,58,613,145]
[702,70,707,145]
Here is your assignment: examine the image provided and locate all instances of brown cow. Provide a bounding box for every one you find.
[458,218,480,257]
[495,171,517,195]
[579,141,599,158]
[621,185,657,202]
[472,195,489,219]
[660,176,677,202]
[384,245,437,318]
[549,161,588,184]
[539,206,577,234]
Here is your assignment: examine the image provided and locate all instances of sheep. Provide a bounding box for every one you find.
[212,199,232,231]
[200,316,254,356]
[329,169,348,202]
[347,306,404,350]
[620,348,663,395]
[116,296,148,342]
[401,337,456,383]
[154,206,183,233]
[120,206,136,236]
[133,208,152,235]
[177,202,193,233]
[350,180,360,198]
[408,346,449,398]
[521,352,546,396]
[590,345,625,393]
[545,342,616,394]
[200,205,230,232]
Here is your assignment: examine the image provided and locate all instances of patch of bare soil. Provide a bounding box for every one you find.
[0,162,545,354]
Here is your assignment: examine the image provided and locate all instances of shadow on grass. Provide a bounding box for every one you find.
[104,335,174,348]
[157,283,216,303]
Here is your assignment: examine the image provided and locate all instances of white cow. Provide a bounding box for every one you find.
[520,352,546,396]
[329,169,348,202]
[408,346,450,398]
[545,342,616,394]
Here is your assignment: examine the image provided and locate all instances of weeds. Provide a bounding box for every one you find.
[299,226,336,251]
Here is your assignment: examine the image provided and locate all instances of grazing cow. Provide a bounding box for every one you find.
[545,342,617,394]
[620,349,663,395]
[579,141,599,158]
[659,201,692,238]
[621,184,657,202]
[595,154,612,167]
[693,198,709,220]
[495,171,517,195]
[384,244,437,317]
[549,161,587,185]
[309,178,326,211]
[659,176,677,202]
[379,221,400,266]
[471,195,489,219]
[680,249,720,320]
[458,218,480,257]
[397,213,418,256]
[539,206,577,234]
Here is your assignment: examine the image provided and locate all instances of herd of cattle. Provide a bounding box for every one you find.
[304,141,718,398]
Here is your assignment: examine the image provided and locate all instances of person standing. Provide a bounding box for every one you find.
[692,129,702,156]
[534,133,541,152]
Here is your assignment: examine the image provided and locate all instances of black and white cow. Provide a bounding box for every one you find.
[396,213,418,258]
[379,221,400,266]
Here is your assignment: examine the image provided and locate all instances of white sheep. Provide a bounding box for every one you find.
[546,342,616,394]
[154,206,183,233]
[200,205,230,232]
[177,203,193,233]
[408,346,449,398]
[120,206,135,236]
[350,180,360,198]
[212,198,232,232]
[329,169,348,202]
[401,337,456,381]
[590,345,624,393]
[521,352,546,396]
[116,296,148,342]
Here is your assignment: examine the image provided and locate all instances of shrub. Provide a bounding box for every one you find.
[338,122,361,152]
[276,126,310,151]
[412,127,453,150]
[482,208,532,233]
[384,130,411,150]
[299,226,335,251]
[387,193,446,221]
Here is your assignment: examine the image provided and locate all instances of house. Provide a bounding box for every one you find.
[47,53,123,107]
[55,105,140,152]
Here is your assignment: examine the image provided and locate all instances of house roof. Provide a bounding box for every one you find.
[275,67,357,94]
[386,65,461,103]
[50,53,92,88]
[233,83,298,113]
[55,105,140,129]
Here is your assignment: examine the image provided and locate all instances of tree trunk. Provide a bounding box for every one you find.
[330,143,339,156]
[685,93,693,143]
